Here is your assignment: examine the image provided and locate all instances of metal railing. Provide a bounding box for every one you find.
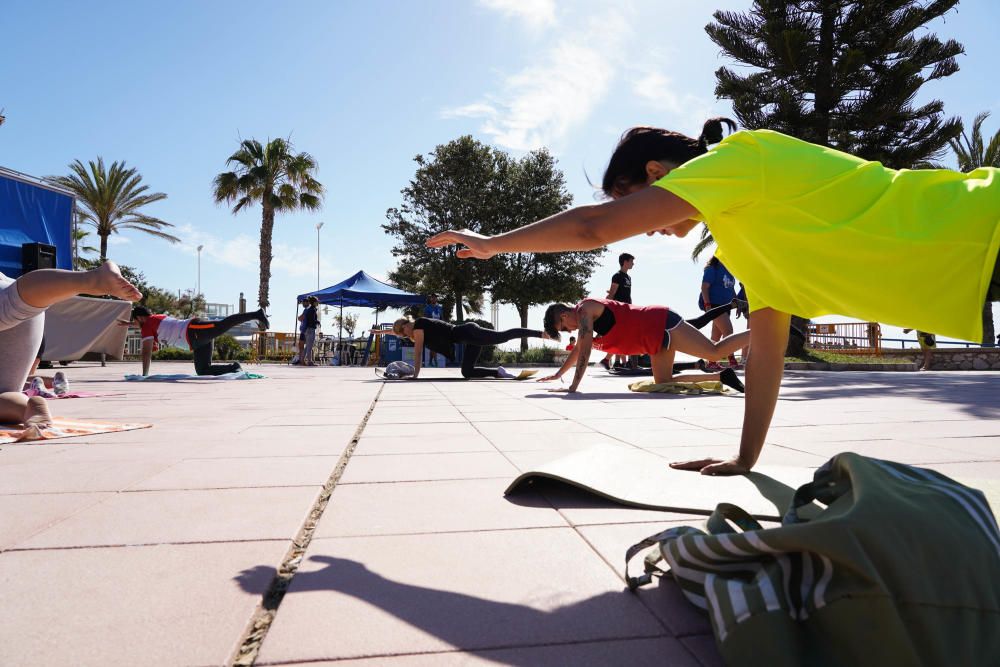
[806,322,881,355]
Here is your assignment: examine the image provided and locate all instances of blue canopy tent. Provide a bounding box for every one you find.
[297,270,425,365]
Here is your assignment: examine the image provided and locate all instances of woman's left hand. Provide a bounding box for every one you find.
[425,229,496,259]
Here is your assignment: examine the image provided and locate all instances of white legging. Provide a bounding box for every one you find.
[0,273,46,393]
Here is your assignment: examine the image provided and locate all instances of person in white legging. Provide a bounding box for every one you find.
[0,262,140,434]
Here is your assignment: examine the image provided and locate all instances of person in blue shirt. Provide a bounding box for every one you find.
[699,257,740,370]
[423,294,444,366]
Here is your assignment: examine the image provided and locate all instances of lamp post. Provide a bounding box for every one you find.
[196,245,204,298]
[315,222,324,290]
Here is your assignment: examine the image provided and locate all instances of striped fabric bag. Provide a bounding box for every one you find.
[626,453,1000,667]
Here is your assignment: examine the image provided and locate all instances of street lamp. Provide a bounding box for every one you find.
[315,222,324,290]
[196,245,204,298]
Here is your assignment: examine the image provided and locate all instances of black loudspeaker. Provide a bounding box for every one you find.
[22,242,57,273]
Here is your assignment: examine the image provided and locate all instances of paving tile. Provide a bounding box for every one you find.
[355,433,497,455]
[185,435,352,459]
[17,486,318,548]
[314,478,567,538]
[129,456,335,490]
[263,637,700,666]
[474,420,597,437]
[487,430,630,453]
[0,540,282,667]
[0,460,175,495]
[362,422,481,438]
[256,529,666,664]
[341,452,518,484]
[0,492,111,550]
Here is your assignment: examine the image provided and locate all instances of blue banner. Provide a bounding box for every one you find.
[0,171,74,277]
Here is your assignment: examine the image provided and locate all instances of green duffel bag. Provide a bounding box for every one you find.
[626,453,1000,667]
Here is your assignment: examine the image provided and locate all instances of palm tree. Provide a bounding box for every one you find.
[48,158,179,262]
[71,227,99,268]
[947,112,1000,345]
[212,138,323,311]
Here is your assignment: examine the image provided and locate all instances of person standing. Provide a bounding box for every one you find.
[903,328,936,371]
[301,296,320,366]
[601,253,635,370]
[700,256,740,370]
[423,293,444,367]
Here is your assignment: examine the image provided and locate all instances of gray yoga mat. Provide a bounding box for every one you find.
[505,445,816,520]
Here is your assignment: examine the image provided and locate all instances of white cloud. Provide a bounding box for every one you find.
[107,235,131,246]
[444,12,631,151]
[172,223,338,280]
[630,68,716,133]
[479,0,556,29]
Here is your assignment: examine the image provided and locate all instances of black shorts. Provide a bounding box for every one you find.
[298,331,306,343]
[660,310,684,350]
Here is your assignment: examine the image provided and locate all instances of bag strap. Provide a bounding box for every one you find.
[625,526,680,590]
[784,457,853,524]
[706,502,763,534]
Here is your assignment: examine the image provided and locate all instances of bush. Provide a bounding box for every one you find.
[152,346,193,360]
[214,334,249,361]
[490,346,555,365]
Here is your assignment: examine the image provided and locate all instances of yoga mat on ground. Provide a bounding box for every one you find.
[505,445,816,520]
[124,371,266,381]
[0,418,151,444]
[23,390,125,399]
[629,379,727,395]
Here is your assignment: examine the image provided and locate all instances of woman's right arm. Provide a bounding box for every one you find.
[538,345,579,382]
[426,187,699,258]
[700,282,712,310]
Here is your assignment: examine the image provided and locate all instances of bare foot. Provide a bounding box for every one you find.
[94,261,142,301]
[23,396,52,427]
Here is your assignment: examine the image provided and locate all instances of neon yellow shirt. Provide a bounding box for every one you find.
[653,130,1000,341]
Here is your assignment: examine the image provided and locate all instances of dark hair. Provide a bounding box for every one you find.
[602,117,737,198]
[618,252,634,267]
[131,305,150,319]
[543,302,574,340]
[705,256,720,269]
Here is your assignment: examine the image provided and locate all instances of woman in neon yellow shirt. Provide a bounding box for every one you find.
[426,118,1000,475]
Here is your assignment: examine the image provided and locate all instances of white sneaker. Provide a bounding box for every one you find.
[496,366,516,379]
[52,371,69,396]
[29,378,55,398]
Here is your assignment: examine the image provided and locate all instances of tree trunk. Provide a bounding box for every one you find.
[454,292,464,322]
[983,300,995,347]
[517,303,529,353]
[812,2,837,145]
[99,232,109,263]
[258,201,275,315]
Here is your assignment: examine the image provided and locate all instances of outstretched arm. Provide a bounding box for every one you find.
[411,330,424,379]
[426,187,700,258]
[141,338,153,376]
[552,312,594,393]
[538,345,580,382]
[671,308,789,475]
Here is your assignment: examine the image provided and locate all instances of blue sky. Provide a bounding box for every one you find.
[3,0,999,347]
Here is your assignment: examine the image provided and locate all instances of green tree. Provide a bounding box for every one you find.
[384,136,503,322]
[212,138,324,312]
[48,158,179,261]
[699,0,964,352]
[947,112,1000,345]
[488,150,604,351]
[332,312,359,340]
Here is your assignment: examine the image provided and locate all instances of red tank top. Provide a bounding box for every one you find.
[581,299,669,355]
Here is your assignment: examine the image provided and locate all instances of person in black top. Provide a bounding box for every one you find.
[300,296,320,366]
[602,252,635,370]
[392,316,547,379]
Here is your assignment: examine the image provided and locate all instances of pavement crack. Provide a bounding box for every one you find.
[230,383,384,666]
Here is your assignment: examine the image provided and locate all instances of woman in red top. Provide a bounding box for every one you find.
[539,298,748,394]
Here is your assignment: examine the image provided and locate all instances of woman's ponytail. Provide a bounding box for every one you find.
[698,117,737,148]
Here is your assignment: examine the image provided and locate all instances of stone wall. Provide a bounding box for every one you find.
[881,347,1000,371]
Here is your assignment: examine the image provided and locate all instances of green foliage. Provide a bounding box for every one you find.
[707,1,963,169]
[331,312,359,339]
[213,137,324,311]
[214,334,248,361]
[385,137,603,334]
[492,346,557,365]
[47,158,179,261]
[152,346,193,361]
[384,136,499,322]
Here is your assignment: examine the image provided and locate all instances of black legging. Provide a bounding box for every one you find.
[187,309,266,376]
[668,302,735,371]
[452,322,544,379]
